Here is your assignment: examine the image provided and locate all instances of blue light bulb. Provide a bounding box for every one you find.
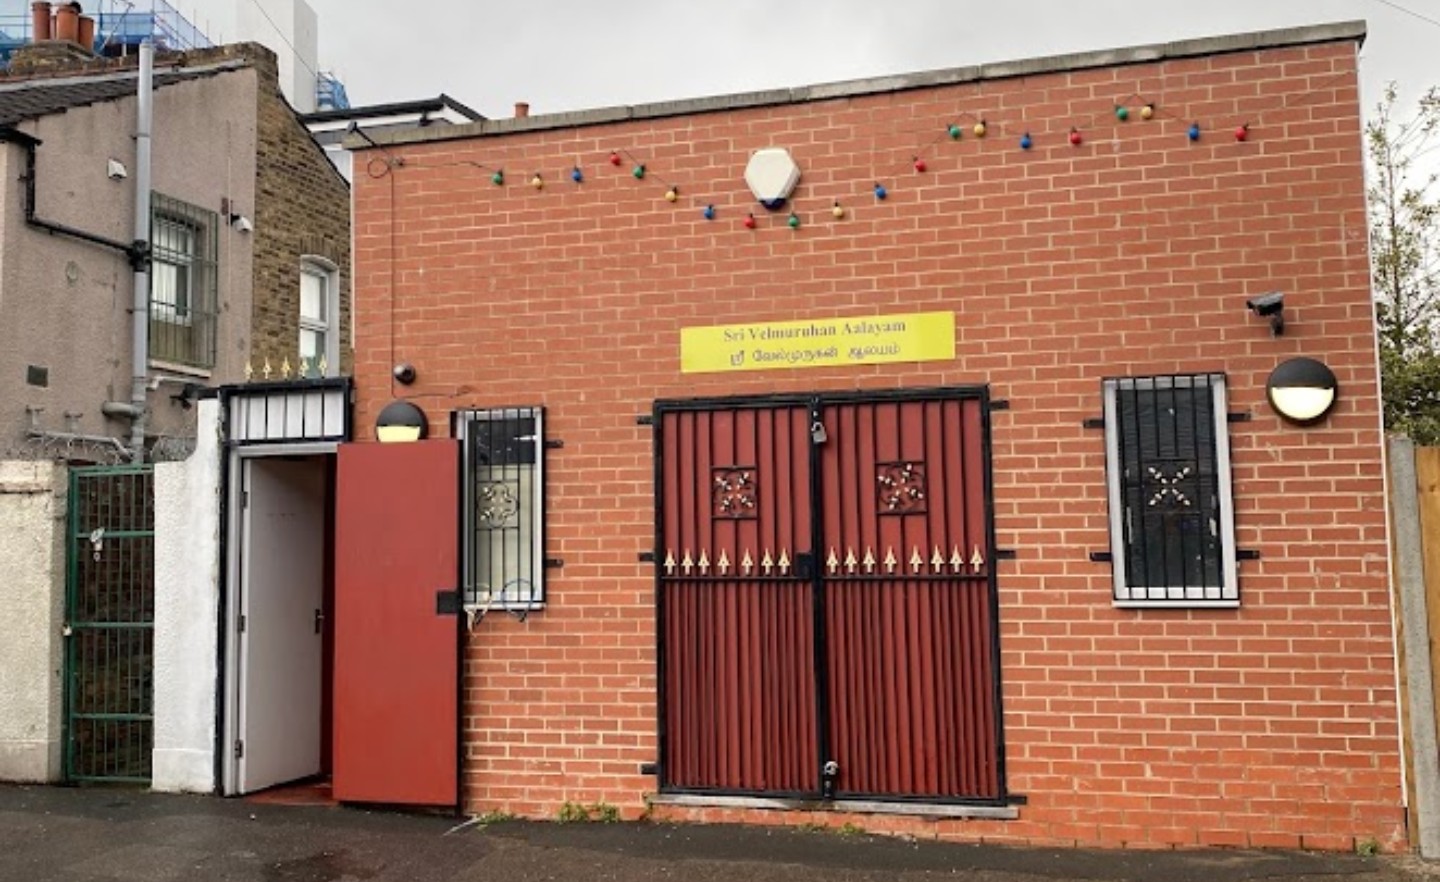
[1188,123,1201,142]
[874,183,887,200]
[703,204,716,220]
[1020,133,1033,150]
[571,167,583,183]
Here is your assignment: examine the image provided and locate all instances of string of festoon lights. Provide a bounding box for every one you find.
[432,71,1352,231]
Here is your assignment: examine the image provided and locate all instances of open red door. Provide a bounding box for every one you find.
[333,440,459,806]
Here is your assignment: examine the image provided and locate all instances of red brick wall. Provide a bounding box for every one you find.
[351,38,1402,850]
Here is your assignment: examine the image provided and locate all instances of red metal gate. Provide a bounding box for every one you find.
[657,391,1004,803]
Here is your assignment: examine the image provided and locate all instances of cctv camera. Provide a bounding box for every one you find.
[233,216,254,234]
[393,362,416,385]
[1246,292,1284,316]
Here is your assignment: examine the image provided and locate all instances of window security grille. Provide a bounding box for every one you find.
[149,194,218,369]
[460,407,546,610]
[1103,374,1238,607]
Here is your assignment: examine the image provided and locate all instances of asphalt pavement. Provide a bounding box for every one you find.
[0,784,1431,882]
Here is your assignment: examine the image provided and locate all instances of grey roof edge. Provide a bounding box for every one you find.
[351,19,1365,151]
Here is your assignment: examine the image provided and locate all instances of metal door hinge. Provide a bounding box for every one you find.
[241,489,249,509]
[237,614,246,633]
[233,739,244,759]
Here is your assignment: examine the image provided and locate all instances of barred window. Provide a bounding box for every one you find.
[459,408,546,610]
[1103,374,1238,607]
[149,194,218,369]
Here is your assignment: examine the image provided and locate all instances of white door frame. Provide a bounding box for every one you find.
[220,442,337,797]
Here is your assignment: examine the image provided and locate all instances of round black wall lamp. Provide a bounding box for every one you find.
[1266,357,1338,425]
[376,399,428,443]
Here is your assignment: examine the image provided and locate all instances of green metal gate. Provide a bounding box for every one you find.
[64,465,155,783]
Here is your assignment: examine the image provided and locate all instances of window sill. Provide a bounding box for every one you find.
[148,360,213,379]
[1113,599,1240,610]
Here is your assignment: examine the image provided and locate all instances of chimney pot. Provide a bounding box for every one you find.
[52,1,78,44]
[30,1,51,42]
[76,14,94,51]
[514,102,529,119]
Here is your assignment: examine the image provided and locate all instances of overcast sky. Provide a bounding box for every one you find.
[172,0,1440,121]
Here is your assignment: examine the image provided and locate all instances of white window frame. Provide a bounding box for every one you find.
[459,407,547,612]
[299,257,340,375]
[1103,374,1239,608]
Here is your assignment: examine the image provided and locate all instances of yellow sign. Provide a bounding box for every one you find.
[681,311,955,374]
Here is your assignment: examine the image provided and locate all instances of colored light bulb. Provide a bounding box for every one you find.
[1235,124,1249,142]
[1069,128,1082,146]
[832,201,845,219]
[703,204,716,220]
[744,213,757,229]
[913,157,927,173]
[1116,105,1129,122]
[571,167,583,183]
[633,164,646,179]
[948,123,962,140]
[491,170,504,185]
[666,187,679,202]
[1141,103,1155,120]
[973,120,987,138]
[531,173,544,190]
[609,151,622,166]
[1020,133,1033,150]
[874,183,887,200]
[787,211,800,229]
[1188,122,1201,141]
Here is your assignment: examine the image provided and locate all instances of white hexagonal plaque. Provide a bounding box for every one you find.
[744,147,801,210]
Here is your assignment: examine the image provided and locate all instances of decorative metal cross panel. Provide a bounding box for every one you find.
[713,467,758,519]
[877,461,926,515]
[1144,465,1194,509]
[476,480,521,528]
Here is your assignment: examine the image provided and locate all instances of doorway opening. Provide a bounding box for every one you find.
[222,451,336,798]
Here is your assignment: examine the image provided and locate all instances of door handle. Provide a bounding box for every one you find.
[314,609,324,635]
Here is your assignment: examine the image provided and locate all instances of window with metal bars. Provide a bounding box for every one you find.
[459,407,546,610]
[1103,374,1239,607]
[149,193,218,369]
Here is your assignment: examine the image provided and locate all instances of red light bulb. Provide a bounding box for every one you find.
[609,151,622,166]
[1235,124,1249,142]
[913,157,927,173]
[744,214,757,230]
[1069,128,1082,146]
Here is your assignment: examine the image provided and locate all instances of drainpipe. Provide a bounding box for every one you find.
[128,40,153,462]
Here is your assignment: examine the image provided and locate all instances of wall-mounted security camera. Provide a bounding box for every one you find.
[230,215,254,234]
[106,159,127,180]
[1246,291,1285,336]
[393,362,417,385]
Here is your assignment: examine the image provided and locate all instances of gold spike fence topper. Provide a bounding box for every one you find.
[741,550,754,575]
[931,546,945,571]
[884,547,898,574]
[844,548,858,574]
[681,551,694,575]
[909,547,924,573]
[280,357,292,380]
[862,547,876,574]
[778,550,791,575]
[697,551,710,574]
[664,551,676,575]
[261,357,273,380]
[761,550,774,575]
[951,546,964,573]
[971,545,985,573]
[717,550,730,575]
[826,548,840,575]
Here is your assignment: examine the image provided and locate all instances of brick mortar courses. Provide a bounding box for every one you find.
[351,36,1398,850]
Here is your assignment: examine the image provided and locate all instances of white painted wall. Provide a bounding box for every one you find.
[152,398,221,793]
[0,460,66,782]
[235,0,319,113]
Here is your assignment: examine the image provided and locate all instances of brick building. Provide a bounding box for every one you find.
[337,21,1401,850]
[0,38,350,462]
[0,34,349,787]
